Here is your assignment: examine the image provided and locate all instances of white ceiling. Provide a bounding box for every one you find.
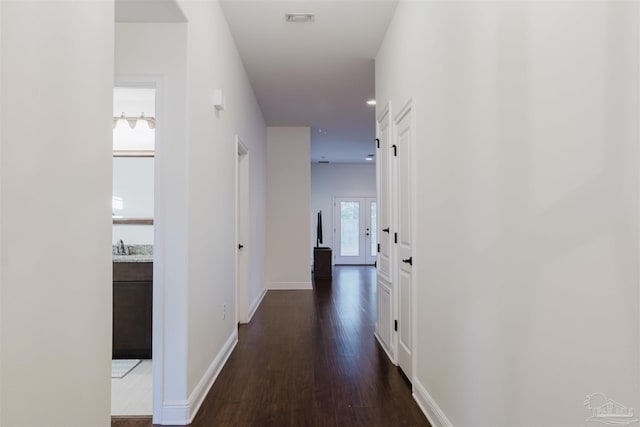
[115,0,186,23]
[220,0,397,163]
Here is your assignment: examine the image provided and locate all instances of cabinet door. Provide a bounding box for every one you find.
[113,281,152,359]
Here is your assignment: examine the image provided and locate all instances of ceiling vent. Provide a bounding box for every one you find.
[285,13,315,23]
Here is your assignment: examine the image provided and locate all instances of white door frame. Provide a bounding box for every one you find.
[235,135,250,325]
[115,74,164,421]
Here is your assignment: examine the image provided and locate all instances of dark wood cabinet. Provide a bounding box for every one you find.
[313,247,332,279]
[113,262,152,359]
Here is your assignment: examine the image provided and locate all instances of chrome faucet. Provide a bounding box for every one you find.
[117,239,128,255]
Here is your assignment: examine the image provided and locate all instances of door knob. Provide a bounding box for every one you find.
[402,257,412,266]
[238,244,244,250]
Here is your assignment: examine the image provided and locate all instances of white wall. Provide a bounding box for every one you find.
[178,1,267,414]
[112,225,154,245]
[115,22,190,421]
[310,163,376,262]
[267,127,312,289]
[0,2,114,425]
[376,2,639,427]
[0,5,3,421]
[117,10,268,422]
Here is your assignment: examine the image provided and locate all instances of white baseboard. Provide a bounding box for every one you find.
[160,330,238,425]
[269,281,312,290]
[413,377,454,427]
[160,400,189,425]
[247,288,267,322]
[374,332,396,364]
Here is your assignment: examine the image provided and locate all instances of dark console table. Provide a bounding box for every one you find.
[313,247,332,279]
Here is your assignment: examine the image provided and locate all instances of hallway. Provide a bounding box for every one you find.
[189,266,429,426]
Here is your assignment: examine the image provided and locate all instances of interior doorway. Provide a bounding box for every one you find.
[111,85,156,417]
[333,197,377,265]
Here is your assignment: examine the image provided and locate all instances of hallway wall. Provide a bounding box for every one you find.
[310,163,376,264]
[266,127,311,289]
[178,1,267,422]
[116,1,268,422]
[0,1,114,425]
[376,2,639,426]
[127,1,272,423]
[115,21,190,421]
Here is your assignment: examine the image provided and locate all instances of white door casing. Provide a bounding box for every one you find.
[115,77,163,423]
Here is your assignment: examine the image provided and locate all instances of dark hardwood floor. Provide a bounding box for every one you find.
[114,266,429,427]
[189,266,429,427]
[112,416,153,427]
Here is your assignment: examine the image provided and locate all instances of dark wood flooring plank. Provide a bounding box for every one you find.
[112,415,152,427]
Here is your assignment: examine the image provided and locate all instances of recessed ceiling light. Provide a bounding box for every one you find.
[365,156,374,161]
[285,13,315,23]
[366,99,376,106]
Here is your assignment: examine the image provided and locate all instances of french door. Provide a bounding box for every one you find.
[333,197,377,265]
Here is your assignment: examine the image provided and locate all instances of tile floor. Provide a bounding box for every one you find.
[111,360,152,416]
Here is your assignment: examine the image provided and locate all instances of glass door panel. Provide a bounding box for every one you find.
[340,201,360,257]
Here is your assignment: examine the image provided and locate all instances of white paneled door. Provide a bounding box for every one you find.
[334,197,377,265]
[375,104,394,358]
[394,104,414,380]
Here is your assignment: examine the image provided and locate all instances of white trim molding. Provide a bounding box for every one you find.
[247,287,267,323]
[413,378,454,427]
[161,330,238,425]
[374,332,396,364]
[159,400,190,426]
[268,281,312,290]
